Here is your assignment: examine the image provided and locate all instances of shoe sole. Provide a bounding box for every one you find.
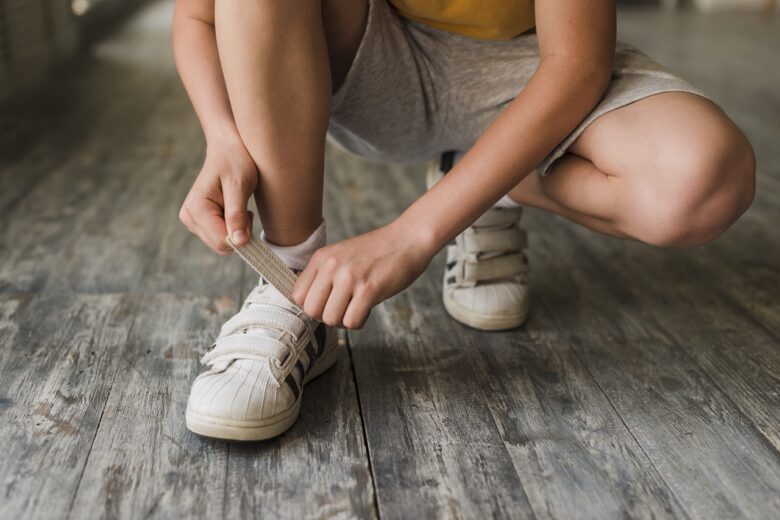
[443,293,530,331]
[185,333,339,441]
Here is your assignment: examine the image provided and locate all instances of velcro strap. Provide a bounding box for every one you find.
[459,227,527,255]
[461,253,527,283]
[202,334,289,366]
[219,308,307,340]
[472,207,523,228]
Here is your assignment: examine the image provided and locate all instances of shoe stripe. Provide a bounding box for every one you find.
[305,323,327,367]
[295,359,305,379]
[304,343,316,368]
[315,324,327,355]
[284,374,300,400]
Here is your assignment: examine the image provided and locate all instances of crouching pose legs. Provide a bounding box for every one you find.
[173,0,754,440]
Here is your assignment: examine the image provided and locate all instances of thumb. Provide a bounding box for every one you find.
[222,178,252,246]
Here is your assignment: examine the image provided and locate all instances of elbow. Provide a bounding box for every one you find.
[540,51,613,103]
[576,58,613,105]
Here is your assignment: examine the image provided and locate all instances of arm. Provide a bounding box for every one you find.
[173,0,257,253]
[293,0,616,328]
[396,0,616,250]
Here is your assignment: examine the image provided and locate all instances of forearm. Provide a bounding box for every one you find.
[172,2,240,147]
[397,55,612,251]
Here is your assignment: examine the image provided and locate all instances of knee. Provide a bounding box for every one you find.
[633,130,755,248]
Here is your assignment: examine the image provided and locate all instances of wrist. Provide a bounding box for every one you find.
[205,126,244,153]
[390,211,443,258]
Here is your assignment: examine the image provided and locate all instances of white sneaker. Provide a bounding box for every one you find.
[186,279,338,441]
[427,157,531,330]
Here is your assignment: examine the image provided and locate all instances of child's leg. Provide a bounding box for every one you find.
[506,92,755,247]
[214,0,367,247]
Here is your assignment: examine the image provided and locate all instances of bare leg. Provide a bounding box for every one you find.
[506,93,756,247]
[214,0,367,246]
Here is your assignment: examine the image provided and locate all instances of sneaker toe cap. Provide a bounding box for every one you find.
[449,281,529,317]
[188,360,294,420]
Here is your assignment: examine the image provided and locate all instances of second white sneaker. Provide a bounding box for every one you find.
[186,279,338,441]
[427,158,531,331]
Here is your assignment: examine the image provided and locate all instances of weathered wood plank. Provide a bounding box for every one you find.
[213,172,377,519]
[0,6,373,520]
[457,300,686,519]
[553,223,780,452]
[326,147,691,518]
[526,212,780,518]
[0,293,136,518]
[325,151,536,518]
[68,293,235,519]
[0,4,240,296]
[223,332,376,520]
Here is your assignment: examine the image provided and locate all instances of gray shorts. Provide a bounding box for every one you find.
[328,0,708,174]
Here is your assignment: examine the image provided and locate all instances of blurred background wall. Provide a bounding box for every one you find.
[0,0,148,104]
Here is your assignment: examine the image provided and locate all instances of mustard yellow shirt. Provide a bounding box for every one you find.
[389,0,535,41]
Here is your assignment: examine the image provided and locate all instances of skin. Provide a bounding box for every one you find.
[173,0,755,330]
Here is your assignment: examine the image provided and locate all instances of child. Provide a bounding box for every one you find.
[173,0,755,440]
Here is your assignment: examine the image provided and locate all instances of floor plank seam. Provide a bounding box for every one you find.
[222,443,230,519]
[689,264,780,342]
[63,299,143,520]
[574,237,780,458]
[420,274,540,518]
[535,293,692,520]
[648,313,780,460]
[345,330,381,520]
[221,265,245,518]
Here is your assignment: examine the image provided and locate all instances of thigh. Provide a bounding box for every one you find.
[562,91,755,245]
[568,92,746,186]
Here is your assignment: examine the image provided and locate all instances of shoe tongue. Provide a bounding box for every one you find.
[247,277,303,316]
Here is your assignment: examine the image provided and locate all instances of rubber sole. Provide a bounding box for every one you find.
[443,293,530,331]
[185,336,339,441]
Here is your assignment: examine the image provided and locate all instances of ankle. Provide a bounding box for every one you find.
[261,221,327,271]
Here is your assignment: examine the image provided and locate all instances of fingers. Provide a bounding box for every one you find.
[296,268,360,328]
[321,285,352,328]
[222,178,252,245]
[180,197,232,255]
[291,247,377,328]
[343,287,373,329]
[291,250,322,305]
[301,273,332,322]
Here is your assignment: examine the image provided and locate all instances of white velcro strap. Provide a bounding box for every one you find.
[202,334,289,366]
[461,254,527,283]
[472,207,523,228]
[227,234,298,303]
[459,227,527,255]
[219,308,307,340]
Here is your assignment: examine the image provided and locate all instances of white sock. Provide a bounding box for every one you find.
[260,220,326,271]
[494,194,523,208]
[449,151,523,209]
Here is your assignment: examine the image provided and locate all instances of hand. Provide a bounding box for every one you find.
[179,139,258,254]
[291,222,436,329]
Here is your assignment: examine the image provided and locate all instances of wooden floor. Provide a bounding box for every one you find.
[1,2,778,518]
